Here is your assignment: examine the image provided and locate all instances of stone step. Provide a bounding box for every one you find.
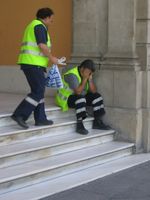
[0,152,149,200]
[0,116,93,146]
[0,129,115,168]
[0,107,75,128]
[0,141,134,195]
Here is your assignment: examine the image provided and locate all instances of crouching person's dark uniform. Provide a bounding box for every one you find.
[55,59,111,135]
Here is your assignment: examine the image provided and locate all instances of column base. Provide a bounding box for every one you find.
[105,106,143,152]
[142,108,150,152]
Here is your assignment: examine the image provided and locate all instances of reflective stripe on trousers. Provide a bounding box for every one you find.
[75,97,87,120]
[25,96,45,106]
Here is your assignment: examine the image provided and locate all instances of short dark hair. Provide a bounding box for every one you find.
[36,8,54,19]
[79,59,95,72]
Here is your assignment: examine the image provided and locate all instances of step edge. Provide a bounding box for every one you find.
[0,143,134,184]
[0,107,61,119]
[1,153,150,200]
[0,117,94,136]
[0,131,115,158]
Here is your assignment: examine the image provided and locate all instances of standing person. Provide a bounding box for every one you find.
[55,59,111,135]
[11,7,66,129]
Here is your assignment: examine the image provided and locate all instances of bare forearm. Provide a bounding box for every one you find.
[89,80,97,93]
[74,78,88,95]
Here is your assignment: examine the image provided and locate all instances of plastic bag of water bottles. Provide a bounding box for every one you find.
[45,64,63,89]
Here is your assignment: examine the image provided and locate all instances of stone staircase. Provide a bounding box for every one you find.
[0,104,146,200]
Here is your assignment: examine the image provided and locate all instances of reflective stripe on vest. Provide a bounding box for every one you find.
[22,42,38,47]
[20,50,47,57]
[57,91,68,101]
[18,19,51,67]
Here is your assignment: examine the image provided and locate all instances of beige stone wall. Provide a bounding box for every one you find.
[71,0,147,151]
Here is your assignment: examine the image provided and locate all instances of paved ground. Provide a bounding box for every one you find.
[41,161,150,200]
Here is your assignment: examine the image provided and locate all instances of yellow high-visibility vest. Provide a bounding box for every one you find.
[55,66,89,111]
[18,19,51,67]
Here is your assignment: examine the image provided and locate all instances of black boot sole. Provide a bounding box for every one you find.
[76,129,89,135]
[11,115,29,129]
[35,120,54,126]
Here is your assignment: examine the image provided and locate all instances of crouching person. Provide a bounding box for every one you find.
[55,59,110,135]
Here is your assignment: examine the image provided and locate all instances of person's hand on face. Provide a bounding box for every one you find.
[82,69,92,79]
[89,73,93,80]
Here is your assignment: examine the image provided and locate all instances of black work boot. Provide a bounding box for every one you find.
[35,119,53,126]
[76,121,89,135]
[93,119,111,130]
[11,115,29,129]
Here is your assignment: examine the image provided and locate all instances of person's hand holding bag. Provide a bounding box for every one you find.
[57,57,66,65]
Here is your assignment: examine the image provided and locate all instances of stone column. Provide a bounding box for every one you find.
[136,0,150,152]
[70,0,108,65]
[103,0,140,70]
[97,0,143,151]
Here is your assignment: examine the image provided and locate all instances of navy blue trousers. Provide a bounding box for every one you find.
[13,65,47,122]
[67,92,105,120]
